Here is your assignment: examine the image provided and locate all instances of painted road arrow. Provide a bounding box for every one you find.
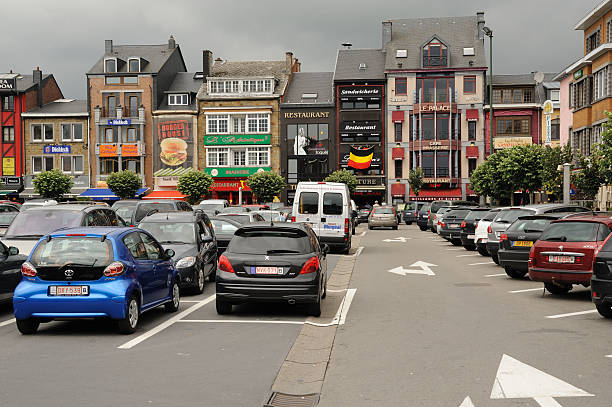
[382,236,412,242]
[387,261,437,276]
[459,396,475,407]
[490,354,593,407]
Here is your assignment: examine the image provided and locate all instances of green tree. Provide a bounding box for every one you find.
[470,148,514,203]
[324,169,357,193]
[33,169,73,199]
[408,168,424,196]
[177,171,214,205]
[246,171,285,203]
[540,144,573,198]
[502,144,544,204]
[106,170,142,200]
[573,154,604,202]
[596,111,612,184]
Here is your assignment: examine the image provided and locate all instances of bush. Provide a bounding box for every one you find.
[324,169,357,193]
[106,170,142,200]
[246,171,285,203]
[177,171,214,205]
[33,169,73,199]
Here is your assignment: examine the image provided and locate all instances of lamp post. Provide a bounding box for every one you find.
[483,26,493,156]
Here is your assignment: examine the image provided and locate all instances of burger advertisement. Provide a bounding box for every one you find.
[153,118,195,177]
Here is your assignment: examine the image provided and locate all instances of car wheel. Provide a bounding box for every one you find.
[193,268,205,295]
[216,299,232,315]
[16,318,39,335]
[368,225,373,230]
[465,245,476,251]
[491,253,499,265]
[596,303,612,318]
[504,266,527,279]
[419,226,427,231]
[393,225,398,230]
[352,225,356,235]
[544,282,572,295]
[118,296,139,334]
[308,293,322,317]
[477,246,489,256]
[165,281,180,312]
[321,276,327,299]
[451,239,462,246]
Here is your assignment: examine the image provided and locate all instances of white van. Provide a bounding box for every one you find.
[292,182,352,254]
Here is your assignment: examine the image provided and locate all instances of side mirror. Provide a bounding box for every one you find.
[164,248,175,259]
[201,235,213,244]
[8,246,18,256]
[321,244,330,255]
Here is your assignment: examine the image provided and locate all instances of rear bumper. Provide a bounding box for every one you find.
[460,232,475,246]
[417,217,428,227]
[591,277,612,304]
[440,229,462,240]
[369,219,397,227]
[319,235,350,248]
[487,242,500,257]
[498,249,529,272]
[528,267,592,285]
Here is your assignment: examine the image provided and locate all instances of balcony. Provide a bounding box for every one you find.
[95,106,145,125]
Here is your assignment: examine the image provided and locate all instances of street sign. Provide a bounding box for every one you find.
[382,237,412,242]
[490,354,593,406]
[387,261,437,276]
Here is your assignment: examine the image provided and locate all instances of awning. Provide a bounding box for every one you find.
[392,147,405,160]
[465,146,479,159]
[466,109,479,121]
[79,187,149,201]
[142,190,186,200]
[391,183,406,197]
[409,187,462,201]
[392,110,405,123]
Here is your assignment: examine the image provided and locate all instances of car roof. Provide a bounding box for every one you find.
[210,216,243,226]
[25,204,98,212]
[47,227,132,238]
[139,211,200,222]
[551,215,612,225]
[236,222,310,232]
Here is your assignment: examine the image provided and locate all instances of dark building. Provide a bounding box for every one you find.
[280,72,335,203]
[333,49,387,205]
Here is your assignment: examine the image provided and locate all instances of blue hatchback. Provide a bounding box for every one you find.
[13,227,180,334]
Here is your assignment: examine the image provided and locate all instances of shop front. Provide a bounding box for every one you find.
[204,167,270,204]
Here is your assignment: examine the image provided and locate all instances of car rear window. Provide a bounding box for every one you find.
[494,209,534,224]
[30,237,113,267]
[506,218,553,233]
[0,211,17,226]
[218,214,250,224]
[419,204,431,213]
[134,203,175,223]
[464,210,488,221]
[139,221,195,245]
[444,209,470,219]
[5,210,82,238]
[197,203,225,211]
[256,212,282,222]
[539,221,609,242]
[298,192,319,214]
[228,229,310,254]
[115,206,135,222]
[323,193,343,215]
[374,207,394,214]
[430,202,449,213]
[481,210,499,221]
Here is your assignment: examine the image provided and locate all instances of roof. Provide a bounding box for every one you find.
[49,227,131,237]
[1,73,53,92]
[282,72,334,105]
[575,0,611,30]
[21,99,88,117]
[383,16,486,70]
[157,72,201,110]
[334,49,386,81]
[139,211,199,222]
[87,43,183,75]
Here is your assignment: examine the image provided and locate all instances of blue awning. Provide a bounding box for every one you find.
[78,187,149,201]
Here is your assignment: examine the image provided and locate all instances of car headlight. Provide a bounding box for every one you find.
[176,256,196,268]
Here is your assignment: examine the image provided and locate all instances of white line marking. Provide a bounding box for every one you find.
[457,254,481,257]
[468,261,496,266]
[338,288,356,325]
[326,289,347,293]
[352,246,363,257]
[545,309,598,319]
[446,248,464,251]
[117,294,216,350]
[605,354,612,358]
[509,288,542,293]
[533,397,564,407]
[359,231,366,237]
[0,318,15,327]
[178,319,304,325]
[484,273,507,277]
[181,300,201,303]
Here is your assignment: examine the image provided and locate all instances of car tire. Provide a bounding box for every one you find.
[308,293,322,317]
[216,299,232,315]
[451,239,462,246]
[118,295,139,335]
[477,246,489,256]
[491,253,499,265]
[321,277,327,299]
[405,222,412,225]
[193,268,205,295]
[16,318,39,335]
[596,303,612,318]
[368,225,373,230]
[352,225,356,235]
[504,266,527,279]
[393,226,398,230]
[419,226,427,231]
[544,282,572,295]
[464,245,476,251]
[165,281,180,312]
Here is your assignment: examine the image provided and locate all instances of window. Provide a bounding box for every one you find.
[126,94,140,117]
[124,127,139,143]
[437,151,449,177]
[206,114,229,134]
[422,114,434,140]
[394,122,402,142]
[168,94,188,105]
[493,88,533,104]
[247,147,269,166]
[31,124,53,142]
[416,77,454,103]
[523,89,533,103]
[2,96,14,111]
[468,158,477,176]
[105,95,117,117]
[43,124,53,141]
[32,156,54,173]
[61,156,84,174]
[512,89,523,103]
[422,151,434,177]
[2,127,14,143]
[122,158,140,173]
[593,67,608,101]
[394,159,403,178]
[586,29,601,53]
[123,76,138,84]
[395,78,407,95]
[233,149,246,166]
[209,79,273,95]
[550,90,560,102]
[463,76,476,94]
[492,89,502,104]
[207,147,229,166]
[608,20,612,43]
[233,116,246,133]
[105,77,121,85]
[422,40,448,67]
[496,118,530,135]
[100,158,119,175]
[468,121,476,141]
[323,192,343,215]
[436,114,449,140]
[104,59,117,73]
[298,192,318,214]
[551,118,560,141]
[128,58,140,72]
[61,123,83,142]
[247,113,269,133]
[104,127,117,143]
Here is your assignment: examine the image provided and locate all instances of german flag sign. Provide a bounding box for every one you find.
[348,145,374,170]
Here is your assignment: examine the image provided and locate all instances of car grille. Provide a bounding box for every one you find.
[36,266,106,281]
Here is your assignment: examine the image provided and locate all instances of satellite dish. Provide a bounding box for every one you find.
[534,71,545,84]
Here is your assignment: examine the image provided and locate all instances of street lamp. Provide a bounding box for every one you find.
[483,26,493,156]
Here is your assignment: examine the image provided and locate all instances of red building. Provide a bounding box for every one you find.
[0,69,63,196]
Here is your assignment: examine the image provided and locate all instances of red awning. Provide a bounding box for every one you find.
[391,183,406,197]
[409,187,462,201]
[142,190,186,200]
[465,146,479,158]
[392,147,404,160]
[466,109,479,121]
[392,110,405,122]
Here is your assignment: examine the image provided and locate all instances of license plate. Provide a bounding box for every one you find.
[512,241,533,247]
[49,285,89,296]
[548,255,574,264]
[467,234,475,239]
[449,224,460,229]
[251,266,283,275]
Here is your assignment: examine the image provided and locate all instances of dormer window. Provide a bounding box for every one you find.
[168,94,189,105]
[104,58,117,73]
[422,39,448,68]
[208,78,274,95]
[128,58,140,72]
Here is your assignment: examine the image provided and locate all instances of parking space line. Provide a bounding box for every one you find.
[338,288,356,325]
[545,310,598,319]
[178,319,304,325]
[508,288,543,293]
[446,248,463,251]
[117,294,216,350]
[181,300,201,303]
[327,289,347,293]
[484,273,507,277]
[0,318,15,328]
[468,261,495,266]
[456,254,481,257]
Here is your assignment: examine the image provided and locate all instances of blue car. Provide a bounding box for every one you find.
[13,227,180,335]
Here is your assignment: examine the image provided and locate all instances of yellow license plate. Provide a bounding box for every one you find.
[512,241,533,247]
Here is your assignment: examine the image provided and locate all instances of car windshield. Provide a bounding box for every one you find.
[134,203,175,223]
[115,206,135,222]
[507,218,553,233]
[539,221,602,242]
[30,236,113,267]
[139,221,195,244]
[405,203,416,211]
[211,219,239,234]
[228,229,310,254]
[494,209,534,224]
[374,207,394,214]
[0,212,17,226]
[444,209,470,219]
[5,210,82,238]
[256,212,282,222]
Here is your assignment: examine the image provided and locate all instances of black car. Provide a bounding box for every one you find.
[460,208,491,250]
[592,236,612,318]
[216,223,328,316]
[210,216,242,255]
[357,208,371,225]
[0,242,26,303]
[112,200,140,225]
[131,200,192,226]
[402,202,425,225]
[138,211,217,294]
[416,203,431,231]
[438,208,473,245]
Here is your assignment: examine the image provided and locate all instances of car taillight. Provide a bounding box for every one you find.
[487,225,492,234]
[219,254,235,273]
[345,218,349,234]
[21,262,37,277]
[441,222,446,228]
[528,247,536,266]
[500,234,508,242]
[104,261,125,277]
[300,256,319,274]
[461,221,466,228]
[291,216,296,223]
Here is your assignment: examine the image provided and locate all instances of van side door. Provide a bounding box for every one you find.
[321,191,345,239]
[294,191,320,236]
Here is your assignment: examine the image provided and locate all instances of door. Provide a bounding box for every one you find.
[123,232,157,305]
[198,221,216,278]
[320,191,345,240]
[139,232,173,301]
[0,243,22,301]
[294,191,320,235]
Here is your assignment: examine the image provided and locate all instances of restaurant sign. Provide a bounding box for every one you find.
[205,167,271,178]
[0,78,16,90]
[99,144,117,157]
[212,179,252,192]
[417,103,452,113]
[43,145,71,154]
[153,117,195,176]
[493,136,532,149]
[204,134,270,145]
[338,86,382,98]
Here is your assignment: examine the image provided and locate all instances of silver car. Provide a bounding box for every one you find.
[368,206,398,230]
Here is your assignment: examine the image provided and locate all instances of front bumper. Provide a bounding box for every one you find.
[177,265,197,287]
[528,267,592,285]
[498,248,529,272]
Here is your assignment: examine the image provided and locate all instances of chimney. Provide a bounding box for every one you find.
[105,39,113,54]
[476,12,485,41]
[33,67,43,107]
[285,52,294,72]
[202,50,213,81]
[382,20,392,48]
[168,35,176,49]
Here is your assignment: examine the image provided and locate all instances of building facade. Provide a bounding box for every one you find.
[197,51,300,204]
[383,14,488,202]
[280,72,335,203]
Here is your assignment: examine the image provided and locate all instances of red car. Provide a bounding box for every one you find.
[528,216,612,294]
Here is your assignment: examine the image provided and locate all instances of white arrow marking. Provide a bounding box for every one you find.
[490,354,593,406]
[388,261,437,276]
[459,396,475,407]
[382,236,412,242]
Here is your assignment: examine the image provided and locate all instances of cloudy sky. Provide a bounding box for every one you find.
[1,0,597,98]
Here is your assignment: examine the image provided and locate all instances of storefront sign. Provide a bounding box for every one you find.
[573,69,583,80]
[205,167,271,178]
[418,103,451,112]
[341,121,381,133]
[0,78,16,90]
[493,137,532,149]
[99,144,117,157]
[204,134,270,145]
[340,144,382,170]
[338,86,382,98]
[153,117,195,177]
[543,100,553,145]
[283,112,330,119]
[107,119,131,126]
[155,176,180,187]
[1,176,21,186]
[2,158,14,176]
[423,178,450,184]
[43,145,71,154]
[420,141,449,151]
[121,144,139,157]
[356,177,383,186]
[212,179,252,192]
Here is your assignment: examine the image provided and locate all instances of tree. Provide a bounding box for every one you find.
[177,171,214,205]
[470,148,514,203]
[33,169,73,199]
[324,169,357,193]
[408,168,424,197]
[596,111,612,184]
[573,154,604,202]
[246,171,285,203]
[501,144,543,204]
[540,144,573,199]
[106,170,142,200]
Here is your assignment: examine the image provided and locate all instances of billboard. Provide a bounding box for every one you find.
[153,117,195,177]
[339,144,382,171]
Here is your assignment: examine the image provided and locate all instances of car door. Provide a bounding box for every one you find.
[0,243,23,301]
[198,220,216,278]
[123,232,157,305]
[139,232,173,301]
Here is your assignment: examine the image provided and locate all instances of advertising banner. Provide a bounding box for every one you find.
[204,134,270,145]
[338,85,382,98]
[204,167,271,178]
[153,116,195,177]
[99,145,117,157]
[43,145,71,154]
[121,144,139,157]
[339,144,382,170]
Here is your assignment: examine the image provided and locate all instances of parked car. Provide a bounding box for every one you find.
[591,234,612,318]
[528,215,612,294]
[12,227,180,334]
[475,208,504,256]
[215,223,328,316]
[0,204,20,236]
[243,204,270,211]
[439,207,473,245]
[459,208,491,250]
[111,200,139,226]
[265,202,286,211]
[368,206,398,230]
[0,242,27,303]
[402,202,426,225]
[20,199,57,211]
[427,200,452,232]
[3,205,121,256]
[132,200,192,226]
[138,211,217,294]
[434,206,454,234]
[195,199,230,217]
[357,208,371,225]
[251,210,285,222]
[416,203,431,231]
[219,206,251,214]
[216,212,266,224]
[210,217,242,255]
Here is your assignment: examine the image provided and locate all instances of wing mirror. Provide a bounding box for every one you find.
[8,246,19,256]
[321,244,330,255]
[164,248,175,259]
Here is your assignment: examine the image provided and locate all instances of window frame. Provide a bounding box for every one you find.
[463,76,476,94]
[206,114,230,134]
[168,93,189,106]
[2,126,15,143]
[2,95,14,111]
[104,58,117,73]
[32,155,54,174]
[206,147,230,167]
[128,58,140,73]
[395,77,407,95]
